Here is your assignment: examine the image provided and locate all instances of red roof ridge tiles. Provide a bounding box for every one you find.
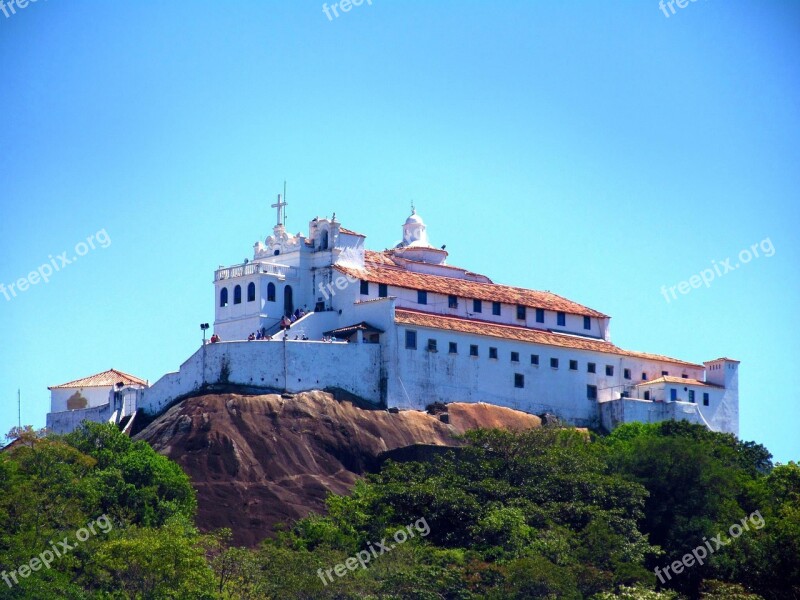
[335,258,608,318]
[394,308,702,369]
[338,227,366,237]
[636,376,722,388]
[49,368,148,390]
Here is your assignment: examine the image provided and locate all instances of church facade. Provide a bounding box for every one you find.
[135,199,739,434]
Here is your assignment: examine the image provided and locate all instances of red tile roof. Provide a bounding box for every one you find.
[49,369,148,390]
[394,309,703,368]
[636,376,721,388]
[337,251,608,318]
[338,227,366,237]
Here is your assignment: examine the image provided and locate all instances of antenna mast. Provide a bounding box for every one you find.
[17,389,21,428]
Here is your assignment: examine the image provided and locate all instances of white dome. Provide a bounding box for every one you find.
[404,210,424,225]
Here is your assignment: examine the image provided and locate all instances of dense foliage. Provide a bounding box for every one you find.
[0,421,797,599]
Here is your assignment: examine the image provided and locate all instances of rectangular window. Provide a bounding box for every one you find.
[569,360,578,371]
[449,342,458,354]
[360,280,369,295]
[511,351,520,363]
[557,312,566,326]
[623,368,631,380]
[670,388,677,401]
[703,393,709,406]
[378,283,388,298]
[473,299,482,313]
[448,295,458,309]
[681,374,688,379]
[606,365,614,376]
[587,385,598,400]
[470,344,479,357]
[642,372,648,381]
[662,370,669,376]
[492,301,501,316]
[514,373,525,388]
[489,347,498,359]
[644,391,651,400]
[517,305,526,320]
[688,390,695,403]
[588,362,596,374]
[550,357,559,369]
[427,338,437,352]
[405,330,417,349]
[531,354,539,366]
[583,316,591,330]
[535,308,545,323]
[417,290,428,305]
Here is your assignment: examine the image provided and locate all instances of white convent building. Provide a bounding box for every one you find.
[48,198,739,435]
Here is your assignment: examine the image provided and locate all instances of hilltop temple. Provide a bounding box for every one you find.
[46,197,739,435]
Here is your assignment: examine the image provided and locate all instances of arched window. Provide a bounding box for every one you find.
[267,282,276,302]
[320,230,329,250]
[234,285,242,305]
[220,287,228,307]
[284,285,294,316]
[247,282,256,302]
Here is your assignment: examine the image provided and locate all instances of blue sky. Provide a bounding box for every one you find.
[1,1,797,462]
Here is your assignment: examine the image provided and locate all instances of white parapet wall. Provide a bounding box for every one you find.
[46,403,115,435]
[139,340,383,416]
[599,398,707,431]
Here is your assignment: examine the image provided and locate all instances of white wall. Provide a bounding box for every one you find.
[139,340,382,416]
[50,386,112,412]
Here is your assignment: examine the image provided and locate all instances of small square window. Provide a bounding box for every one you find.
[588,362,596,374]
[569,360,578,371]
[470,344,479,357]
[511,351,520,363]
[418,290,428,305]
[681,374,688,379]
[517,305,526,320]
[378,283,388,298]
[427,338,437,352]
[583,316,591,330]
[449,342,458,354]
[514,373,525,388]
[360,280,369,295]
[489,347,498,359]
[662,371,669,376]
[473,299,482,313]
[492,301,501,316]
[531,354,539,366]
[688,390,695,403]
[606,365,614,376]
[535,308,545,323]
[703,393,709,406]
[557,312,566,326]
[587,385,598,400]
[405,330,417,349]
[448,295,458,309]
[550,358,559,369]
[623,368,631,380]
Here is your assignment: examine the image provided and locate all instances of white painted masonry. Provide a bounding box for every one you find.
[48,203,739,436]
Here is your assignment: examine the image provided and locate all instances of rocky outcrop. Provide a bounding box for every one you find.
[136,390,541,546]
